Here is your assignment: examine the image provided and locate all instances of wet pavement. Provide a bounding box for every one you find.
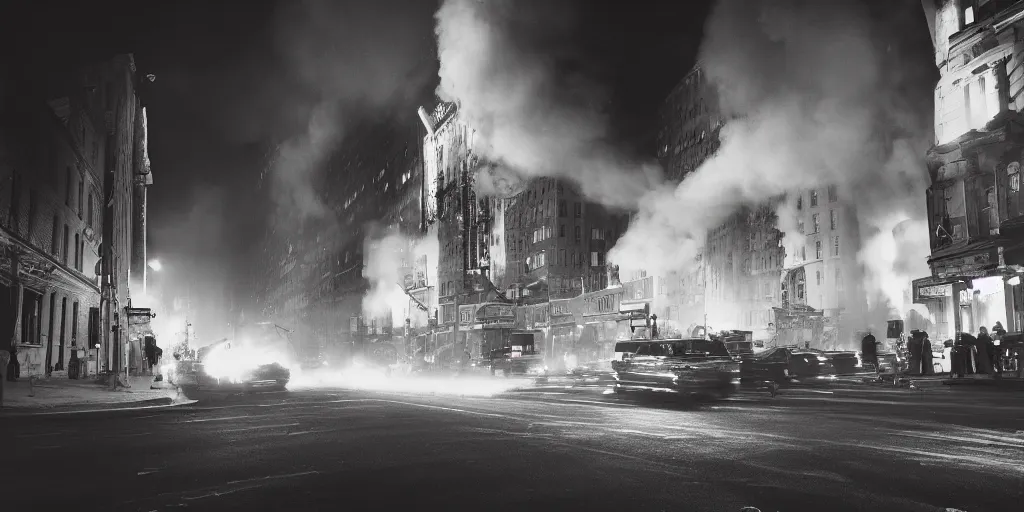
[4,381,1022,511]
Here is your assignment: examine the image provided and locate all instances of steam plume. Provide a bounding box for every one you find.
[362,229,440,326]
[270,0,436,226]
[610,0,934,327]
[434,0,662,208]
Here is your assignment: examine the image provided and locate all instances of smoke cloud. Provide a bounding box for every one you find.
[269,0,436,226]
[362,229,440,326]
[434,0,662,208]
[610,0,935,329]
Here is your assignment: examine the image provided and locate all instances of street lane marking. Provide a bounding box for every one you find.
[373,399,515,419]
[221,423,300,433]
[176,471,321,502]
[554,398,636,407]
[286,429,336,436]
[137,469,161,476]
[180,415,251,423]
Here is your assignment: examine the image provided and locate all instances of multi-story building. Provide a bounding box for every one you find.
[656,64,724,183]
[704,205,785,340]
[252,116,424,361]
[655,63,869,347]
[779,187,864,347]
[419,102,505,360]
[917,0,1024,338]
[0,53,150,377]
[501,178,625,302]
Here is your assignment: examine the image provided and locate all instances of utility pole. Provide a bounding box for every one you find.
[702,255,709,340]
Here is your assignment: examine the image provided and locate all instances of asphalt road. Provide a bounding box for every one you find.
[4,381,1023,512]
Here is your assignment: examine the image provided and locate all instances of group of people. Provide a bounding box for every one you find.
[953,322,1007,376]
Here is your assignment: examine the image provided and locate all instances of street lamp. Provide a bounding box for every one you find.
[148,259,162,272]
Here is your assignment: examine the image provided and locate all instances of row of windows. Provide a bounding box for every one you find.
[794,236,841,262]
[797,209,840,234]
[796,186,838,210]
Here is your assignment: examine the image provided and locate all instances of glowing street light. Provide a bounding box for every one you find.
[148,259,162,272]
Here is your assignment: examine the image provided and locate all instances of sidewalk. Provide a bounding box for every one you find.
[1,375,183,413]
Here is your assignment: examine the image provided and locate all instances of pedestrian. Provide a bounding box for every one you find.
[0,335,12,408]
[921,332,935,375]
[861,332,878,373]
[8,342,19,381]
[976,327,995,374]
[908,331,923,375]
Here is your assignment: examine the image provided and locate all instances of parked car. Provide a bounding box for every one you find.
[612,338,740,400]
[739,346,837,385]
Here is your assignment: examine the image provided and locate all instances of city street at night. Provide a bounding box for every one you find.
[6,383,1022,511]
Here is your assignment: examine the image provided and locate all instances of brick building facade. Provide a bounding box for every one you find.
[1,53,149,377]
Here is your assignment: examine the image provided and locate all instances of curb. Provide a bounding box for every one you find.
[0,396,197,417]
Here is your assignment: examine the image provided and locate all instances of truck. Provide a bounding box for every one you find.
[488,331,548,377]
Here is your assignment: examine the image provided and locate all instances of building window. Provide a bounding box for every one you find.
[833,236,840,256]
[590,228,604,240]
[558,200,567,217]
[574,225,581,242]
[836,267,844,291]
[51,216,60,255]
[65,167,74,206]
[574,203,582,218]
[797,218,805,234]
[828,185,837,202]
[88,193,94,229]
[559,249,566,267]
[800,245,806,261]
[559,224,565,237]
[74,233,81,270]
[816,270,821,286]
[77,179,84,218]
[830,209,837,230]
[812,213,820,233]
[591,251,599,266]
[810,190,818,207]
[62,225,70,265]
[815,240,822,260]
[796,194,802,210]
[963,5,975,26]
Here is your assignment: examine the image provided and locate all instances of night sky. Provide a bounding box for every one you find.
[9,0,709,332]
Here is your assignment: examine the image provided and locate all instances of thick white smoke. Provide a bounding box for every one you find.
[362,229,440,326]
[270,0,436,225]
[610,0,934,329]
[434,0,663,208]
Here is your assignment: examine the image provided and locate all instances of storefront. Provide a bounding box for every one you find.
[578,287,627,361]
[927,242,1019,338]
[475,303,516,356]
[549,299,578,367]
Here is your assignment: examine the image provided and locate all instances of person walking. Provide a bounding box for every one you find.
[976,327,995,374]
[0,335,13,408]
